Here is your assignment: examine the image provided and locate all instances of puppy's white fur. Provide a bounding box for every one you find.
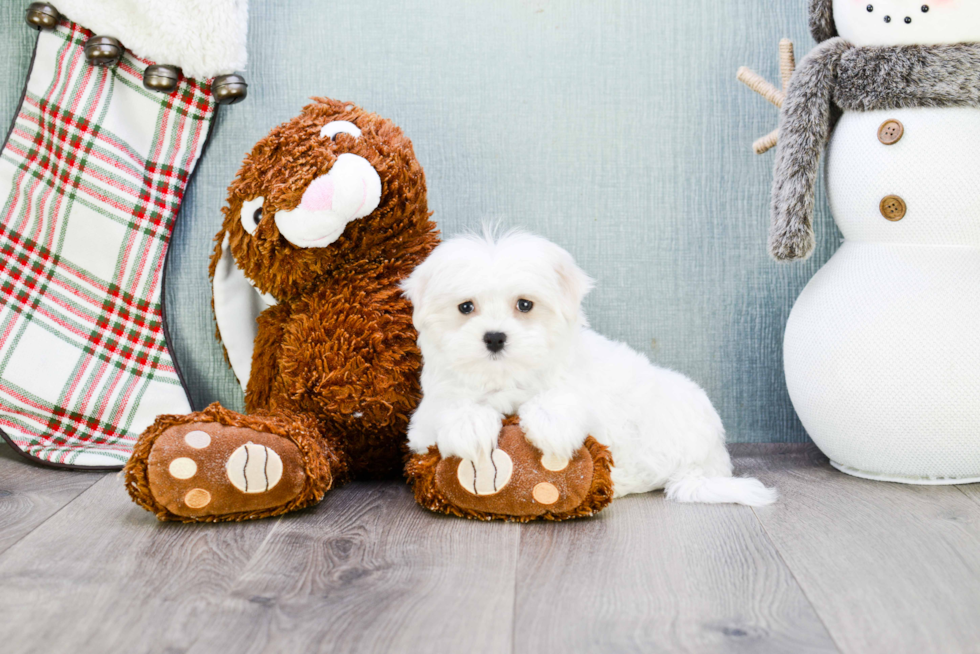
[401,229,776,506]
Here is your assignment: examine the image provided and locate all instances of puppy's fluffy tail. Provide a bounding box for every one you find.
[665,475,777,507]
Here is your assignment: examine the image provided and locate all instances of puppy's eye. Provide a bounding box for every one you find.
[240,196,265,235]
[517,299,534,313]
[458,301,475,315]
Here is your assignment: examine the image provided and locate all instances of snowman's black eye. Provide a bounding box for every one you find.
[922,5,929,12]
[904,16,912,23]
[252,207,263,226]
[884,15,892,22]
[867,4,873,12]
[458,301,475,315]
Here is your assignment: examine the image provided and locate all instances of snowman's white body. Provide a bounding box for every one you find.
[779,0,980,483]
[783,105,980,482]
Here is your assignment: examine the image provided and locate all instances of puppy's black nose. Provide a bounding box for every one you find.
[483,331,507,353]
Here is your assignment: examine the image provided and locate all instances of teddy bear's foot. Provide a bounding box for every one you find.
[145,422,309,519]
[125,403,334,522]
[406,417,615,522]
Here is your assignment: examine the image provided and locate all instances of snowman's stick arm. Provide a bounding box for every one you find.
[737,68,785,108]
[753,129,780,156]
[779,38,796,92]
[737,39,797,155]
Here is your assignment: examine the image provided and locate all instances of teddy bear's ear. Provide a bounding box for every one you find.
[809,0,837,43]
[304,97,359,122]
[211,234,277,391]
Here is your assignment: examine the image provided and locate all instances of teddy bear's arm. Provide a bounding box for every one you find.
[277,278,423,430]
[244,302,292,413]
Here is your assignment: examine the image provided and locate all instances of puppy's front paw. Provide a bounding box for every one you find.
[518,398,589,464]
[435,404,503,463]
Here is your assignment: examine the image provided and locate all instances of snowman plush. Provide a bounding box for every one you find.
[768,0,980,483]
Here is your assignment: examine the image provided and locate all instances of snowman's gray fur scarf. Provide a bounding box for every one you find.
[808,0,837,44]
[769,38,980,261]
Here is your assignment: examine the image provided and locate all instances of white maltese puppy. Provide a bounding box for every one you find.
[401,229,776,506]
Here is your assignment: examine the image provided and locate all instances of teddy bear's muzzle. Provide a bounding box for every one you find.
[274,153,382,248]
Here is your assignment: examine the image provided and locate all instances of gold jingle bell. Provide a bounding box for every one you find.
[25,2,60,30]
[84,35,124,66]
[143,65,181,93]
[210,74,248,105]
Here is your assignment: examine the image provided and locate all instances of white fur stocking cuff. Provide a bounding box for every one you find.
[52,0,248,80]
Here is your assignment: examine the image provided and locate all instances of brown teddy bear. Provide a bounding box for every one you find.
[124,98,613,523]
[125,98,437,521]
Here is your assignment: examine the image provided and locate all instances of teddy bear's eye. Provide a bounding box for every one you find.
[240,196,265,235]
[921,5,929,12]
[517,299,534,313]
[458,301,475,315]
[866,4,873,12]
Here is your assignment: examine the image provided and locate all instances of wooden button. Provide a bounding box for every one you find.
[879,195,907,221]
[877,119,904,145]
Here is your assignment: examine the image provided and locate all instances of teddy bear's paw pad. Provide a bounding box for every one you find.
[432,424,597,518]
[532,482,560,505]
[456,449,513,495]
[540,453,569,471]
[226,443,284,493]
[145,422,308,518]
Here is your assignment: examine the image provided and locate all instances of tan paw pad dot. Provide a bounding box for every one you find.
[168,457,197,479]
[184,430,211,449]
[226,442,284,493]
[532,482,560,505]
[540,453,569,471]
[184,488,211,509]
[457,449,513,496]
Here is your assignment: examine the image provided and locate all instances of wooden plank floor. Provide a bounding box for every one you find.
[2,442,980,654]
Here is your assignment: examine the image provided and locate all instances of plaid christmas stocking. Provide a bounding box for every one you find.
[0,14,235,468]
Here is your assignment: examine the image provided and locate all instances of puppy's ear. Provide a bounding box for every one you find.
[400,260,430,322]
[553,247,594,324]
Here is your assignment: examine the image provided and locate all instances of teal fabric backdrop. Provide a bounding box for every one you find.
[0,0,839,443]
